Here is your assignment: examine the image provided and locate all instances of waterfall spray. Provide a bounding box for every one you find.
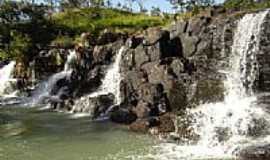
[151,10,270,160]
[31,50,76,104]
[72,46,125,115]
[89,46,125,104]
[0,61,16,96]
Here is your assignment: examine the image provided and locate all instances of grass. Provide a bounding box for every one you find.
[52,8,170,36]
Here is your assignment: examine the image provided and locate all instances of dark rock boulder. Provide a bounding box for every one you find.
[169,58,185,77]
[129,119,150,133]
[132,100,151,119]
[92,41,123,65]
[166,80,188,111]
[169,20,189,39]
[143,27,164,45]
[180,34,200,58]
[127,36,144,49]
[109,108,137,124]
[156,113,175,133]
[239,144,270,160]
[134,45,151,68]
[129,117,159,133]
[189,79,225,106]
[96,32,126,45]
[72,93,115,119]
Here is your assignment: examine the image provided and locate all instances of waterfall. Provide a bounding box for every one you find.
[0,61,16,96]
[190,10,269,148]
[153,10,270,160]
[31,50,75,104]
[31,70,72,104]
[89,46,124,104]
[72,46,125,114]
[64,50,77,71]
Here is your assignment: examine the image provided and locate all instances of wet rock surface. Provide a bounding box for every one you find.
[18,9,270,135]
[115,11,238,133]
[239,144,270,160]
[72,94,115,118]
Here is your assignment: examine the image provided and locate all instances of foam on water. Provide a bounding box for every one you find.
[151,10,270,160]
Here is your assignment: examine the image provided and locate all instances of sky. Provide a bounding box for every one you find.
[110,0,225,13]
[13,0,225,13]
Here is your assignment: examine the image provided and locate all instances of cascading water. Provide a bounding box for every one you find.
[31,70,72,104]
[89,46,125,104]
[151,10,270,160]
[31,50,75,104]
[64,50,77,72]
[0,61,16,96]
[72,47,125,115]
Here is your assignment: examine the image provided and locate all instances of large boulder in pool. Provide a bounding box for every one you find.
[239,144,270,160]
[109,108,137,124]
[71,93,115,119]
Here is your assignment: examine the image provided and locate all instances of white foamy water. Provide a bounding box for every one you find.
[0,61,16,96]
[31,50,76,104]
[89,46,125,104]
[72,46,125,114]
[152,10,270,160]
[64,50,77,71]
[31,70,72,104]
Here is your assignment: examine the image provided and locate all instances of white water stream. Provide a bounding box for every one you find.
[0,61,16,96]
[31,50,75,104]
[150,10,270,160]
[88,46,124,104]
[72,46,125,114]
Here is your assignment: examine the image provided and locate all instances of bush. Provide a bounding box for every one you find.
[224,0,270,10]
[1,31,32,61]
[52,8,169,35]
[51,35,74,48]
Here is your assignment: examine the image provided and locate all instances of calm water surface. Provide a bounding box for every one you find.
[0,106,155,160]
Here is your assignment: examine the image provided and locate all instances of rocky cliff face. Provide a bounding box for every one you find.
[23,9,270,134]
[115,11,239,132]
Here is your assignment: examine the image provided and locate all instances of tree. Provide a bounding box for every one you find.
[0,1,21,24]
[60,0,104,8]
[126,0,147,12]
[151,6,161,16]
[133,0,144,12]
[168,0,215,12]
[224,0,257,9]
[106,0,112,8]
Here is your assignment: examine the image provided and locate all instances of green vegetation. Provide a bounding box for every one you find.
[224,0,270,11]
[52,8,168,35]
[0,30,32,61]
[1,0,270,64]
[0,1,169,63]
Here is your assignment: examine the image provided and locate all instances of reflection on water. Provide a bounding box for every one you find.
[0,106,154,160]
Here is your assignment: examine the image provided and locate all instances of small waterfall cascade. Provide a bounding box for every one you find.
[64,50,77,72]
[153,10,270,159]
[89,46,125,104]
[0,61,16,96]
[72,46,125,113]
[31,70,72,104]
[31,50,76,104]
